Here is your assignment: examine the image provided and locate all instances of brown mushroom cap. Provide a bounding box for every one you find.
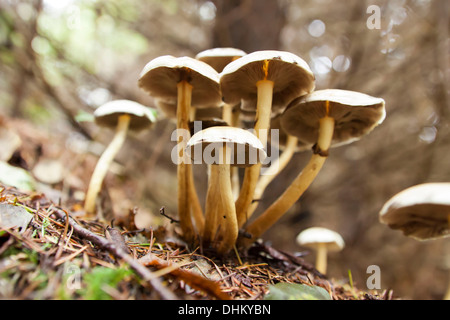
[281,89,386,147]
[94,99,156,131]
[379,183,450,240]
[220,50,315,114]
[195,47,247,72]
[138,55,222,108]
[186,126,267,167]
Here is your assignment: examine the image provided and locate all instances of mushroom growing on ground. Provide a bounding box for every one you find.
[84,99,156,217]
[186,126,266,255]
[241,89,385,247]
[138,55,222,241]
[220,50,315,227]
[379,182,450,299]
[296,227,345,274]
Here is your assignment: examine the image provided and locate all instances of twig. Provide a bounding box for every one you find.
[51,207,178,300]
[159,206,179,224]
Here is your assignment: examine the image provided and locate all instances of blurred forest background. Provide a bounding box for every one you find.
[0,0,448,299]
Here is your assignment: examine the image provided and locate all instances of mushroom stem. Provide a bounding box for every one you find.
[189,106,197,122]
[216,144,238,255]
[315,242,328,274]
[254,79,275,147]
[84,114,131,217]
[244,135,298,225]
[203,164,221,244]
[235,78,274,227]
[240,115,335,246]
[223,103,240,201]
[231,166,240,201]
[187,164,204,235]
[222,103,233,125]
[176,80,201,242]
[231,106,241,200]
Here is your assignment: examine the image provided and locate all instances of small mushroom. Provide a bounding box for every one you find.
[242,89,385,246]
[138,55,222,240]
[195,47,247,73]
[296,227,345,274]
[379,182,450,300]
[220,50,315,227]
[84,99,156,217]
[186,126,266,254]
[196,47,247,125]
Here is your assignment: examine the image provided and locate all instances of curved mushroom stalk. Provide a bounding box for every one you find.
[235,75,274,227]
[245,135,298,224]
[84,114,131,217]
[241,89,386,246]
[240,114,335,247]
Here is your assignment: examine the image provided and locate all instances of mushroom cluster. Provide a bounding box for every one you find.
[137,48,386,255]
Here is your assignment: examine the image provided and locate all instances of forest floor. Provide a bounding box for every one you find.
[0,184,395,301]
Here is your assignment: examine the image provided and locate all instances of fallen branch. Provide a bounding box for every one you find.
[51,207,178,300]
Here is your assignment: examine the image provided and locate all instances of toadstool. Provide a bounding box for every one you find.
[379,182,450,299]
[220,50,315,227]
[138,55,222,241]
[296,227,345,274]
[379,182,450,240]
[241,89,385,246]
[186,126,266,254]
[84,99,156,217]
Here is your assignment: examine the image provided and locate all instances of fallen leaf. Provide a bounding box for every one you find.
[0,203,33,233]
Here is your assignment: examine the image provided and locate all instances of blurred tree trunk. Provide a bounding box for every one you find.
[211,0,286,52]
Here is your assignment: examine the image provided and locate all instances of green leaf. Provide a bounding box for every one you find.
[81,266,133,300]
[265,282,332,300]
[75,110,95,123]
